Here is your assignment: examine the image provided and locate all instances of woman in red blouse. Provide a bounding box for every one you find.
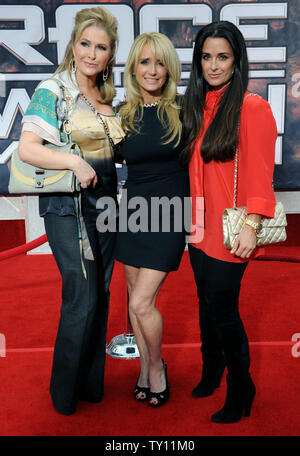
[181,21,277,423]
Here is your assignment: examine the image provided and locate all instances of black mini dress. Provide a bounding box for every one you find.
[115,102,189,272]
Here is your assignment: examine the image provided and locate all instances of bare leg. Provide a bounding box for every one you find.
[124,265,168,404]
[125,265,150,399]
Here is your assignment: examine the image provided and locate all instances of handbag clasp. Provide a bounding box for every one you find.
[35,169,45,188]
[35,177,44,188]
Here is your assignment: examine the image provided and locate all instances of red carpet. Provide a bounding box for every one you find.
[0,250,300,436]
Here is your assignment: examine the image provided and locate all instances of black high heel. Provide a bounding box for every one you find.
[134,384,150,402]
[149,360,170,408]
[211,376,256,423]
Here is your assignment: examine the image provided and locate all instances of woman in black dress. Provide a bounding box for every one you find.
[115,33,189,407]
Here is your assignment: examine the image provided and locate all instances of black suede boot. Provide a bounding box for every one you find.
[211,374,256,423]
[192,298,225,398]
[210,295,254,423]
[192,357,226,398]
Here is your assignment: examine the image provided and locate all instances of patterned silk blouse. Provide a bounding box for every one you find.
[21,71,125,218]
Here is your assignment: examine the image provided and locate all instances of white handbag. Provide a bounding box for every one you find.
[222,94,287,249]
[223,201,287,249]
[9,80,81,194]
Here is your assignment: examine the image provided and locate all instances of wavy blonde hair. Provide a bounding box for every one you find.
[119,32,182,146]
[55,6,118,104]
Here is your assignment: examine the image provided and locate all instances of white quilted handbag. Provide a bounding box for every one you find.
[223,94,287,250]
[223,201,287,249]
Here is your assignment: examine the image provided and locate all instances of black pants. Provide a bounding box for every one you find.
[44,213,116,414]
[188,245,250,382]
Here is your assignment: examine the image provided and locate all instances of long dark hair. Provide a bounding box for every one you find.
[181,21,249,165]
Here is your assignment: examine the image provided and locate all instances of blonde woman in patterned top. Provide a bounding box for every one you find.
[18,6,125,416]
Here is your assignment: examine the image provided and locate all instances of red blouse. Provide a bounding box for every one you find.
[189,88,277,263]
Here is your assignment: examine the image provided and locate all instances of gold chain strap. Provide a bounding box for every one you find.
[79,92,116,153]
[233,92,260,209]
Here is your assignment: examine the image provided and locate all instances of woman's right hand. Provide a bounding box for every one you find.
[71,155,98,189]
[230,224,257,258]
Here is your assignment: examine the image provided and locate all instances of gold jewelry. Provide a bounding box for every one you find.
[143,99,161,108]
[70,59,76,75]
[102,67,108,82]
[244,218,262,234]
[80,92,116,152]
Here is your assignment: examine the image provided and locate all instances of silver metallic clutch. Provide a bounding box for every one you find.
[223,201,287,249]
[222,93,287,250]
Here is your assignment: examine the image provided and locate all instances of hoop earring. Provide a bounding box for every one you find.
[103,67,108,82]
[70,59,76,75]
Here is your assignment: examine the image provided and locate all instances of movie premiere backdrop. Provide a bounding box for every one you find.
[0,1,299,251]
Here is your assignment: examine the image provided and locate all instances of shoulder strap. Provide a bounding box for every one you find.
[243,92,260,101]
[33,77,74,143]
[97,113,116,152]
[50,78,74,142]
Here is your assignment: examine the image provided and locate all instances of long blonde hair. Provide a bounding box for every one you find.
[55,6,118,104]
[119,32,182,146]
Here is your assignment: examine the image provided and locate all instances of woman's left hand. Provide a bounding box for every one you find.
[230,224,257,258]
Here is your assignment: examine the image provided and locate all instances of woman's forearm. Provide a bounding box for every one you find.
[18,130,97,188]
[18,131,78,171]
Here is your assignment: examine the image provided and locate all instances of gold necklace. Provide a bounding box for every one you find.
[143,99,161,108]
